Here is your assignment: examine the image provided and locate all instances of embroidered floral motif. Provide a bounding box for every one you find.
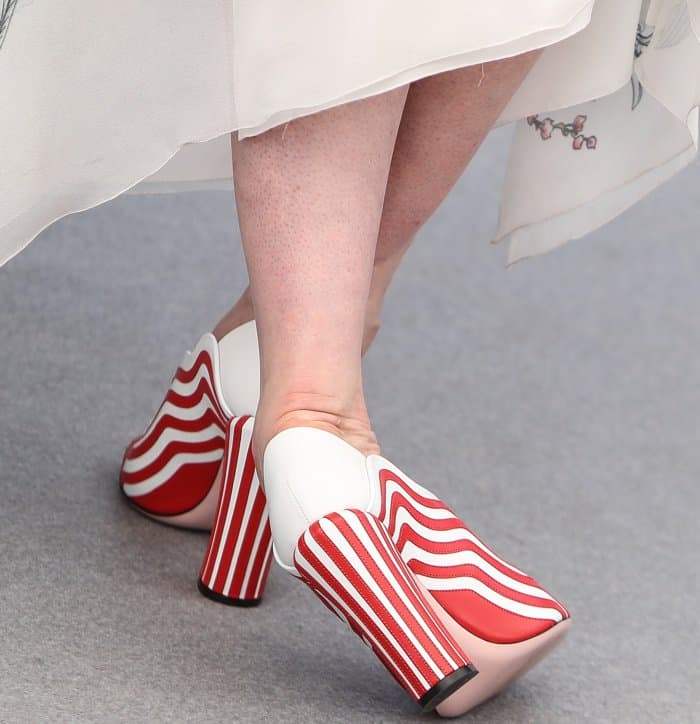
[526,13,657,149]
[0,0,19,51]
[526,114,597,150]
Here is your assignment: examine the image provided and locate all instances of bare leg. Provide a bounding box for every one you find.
[214,50,541,351]
[212,287,254,339]
[363,50,541,347]
[230,87,410,474]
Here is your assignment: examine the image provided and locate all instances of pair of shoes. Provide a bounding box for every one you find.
[119,322,571,714]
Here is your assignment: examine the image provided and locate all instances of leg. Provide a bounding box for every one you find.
[230,86,410,471]
[363,50,542,347]
[214,50,541,350]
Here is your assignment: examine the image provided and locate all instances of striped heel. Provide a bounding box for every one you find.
[198,415,272,606]
[294,509,478,712]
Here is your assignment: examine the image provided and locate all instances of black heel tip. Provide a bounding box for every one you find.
[197,579,263,607]
[419,664,479,713]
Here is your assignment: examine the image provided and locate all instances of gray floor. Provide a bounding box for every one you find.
[1,127,698,724]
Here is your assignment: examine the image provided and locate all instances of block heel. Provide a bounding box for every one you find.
[294,509,478,712]
[198,415,272,606]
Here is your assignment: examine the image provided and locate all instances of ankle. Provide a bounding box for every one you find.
[362,315,381,355]
[252,393,380,479]
[214,289,382,354]
[212,288,255,341]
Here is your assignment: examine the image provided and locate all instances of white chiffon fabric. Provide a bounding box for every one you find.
[0,0,698,268]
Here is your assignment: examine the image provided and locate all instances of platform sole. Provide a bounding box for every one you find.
[422,581,570,717]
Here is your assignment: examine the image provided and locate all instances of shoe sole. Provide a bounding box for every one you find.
[419,580,571,717]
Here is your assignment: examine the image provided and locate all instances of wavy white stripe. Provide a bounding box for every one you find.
[169,363,217,401]
[122,423,224,473]
[137,395,223,447]
[183,336,235,418]
[418,574,564,623]
[388,505,528,577]
[368,457,441,502]
[381,480,455,520]
[400,541,557,603]
[122,449,223,496]
[373,458,528,575]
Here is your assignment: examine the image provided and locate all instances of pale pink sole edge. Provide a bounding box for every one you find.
[418,582,571,718]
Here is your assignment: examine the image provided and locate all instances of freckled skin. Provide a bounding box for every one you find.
[216,52,542,478]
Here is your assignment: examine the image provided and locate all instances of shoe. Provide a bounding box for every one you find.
[119,321,259,530]
[120,322,270,606]
[200,422,570,714]
[365,453,571,716]
[260,425,478,712]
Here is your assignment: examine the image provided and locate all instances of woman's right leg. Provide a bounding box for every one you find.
[230,86,410,473]
[228,92,485,712]
[214,51,540,351]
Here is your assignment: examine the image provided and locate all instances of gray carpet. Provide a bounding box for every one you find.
[1,127,698,724]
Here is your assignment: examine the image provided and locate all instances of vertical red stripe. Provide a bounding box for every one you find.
[239,492,272,599]
[214,441,256,594]
[200,416,245,583]
[251,527,273,599]
[332,512,465,678]
[296,530,421,698]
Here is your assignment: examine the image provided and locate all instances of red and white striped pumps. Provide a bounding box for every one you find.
[262,425,570,716]
[119,321,259,531]
[263,426,477,712]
